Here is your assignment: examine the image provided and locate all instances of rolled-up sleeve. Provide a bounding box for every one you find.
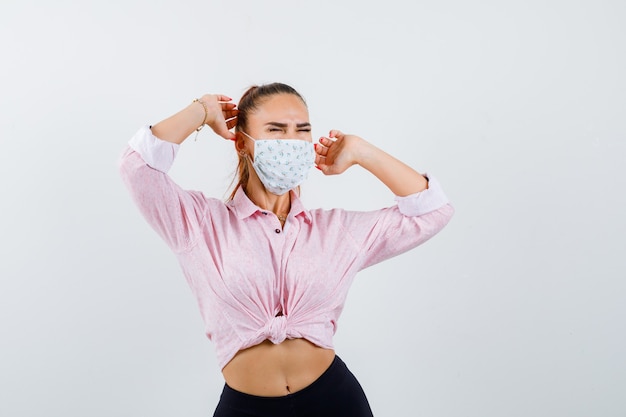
[394,175,450,217]
[119,126,207,252]
[127,125,179,173]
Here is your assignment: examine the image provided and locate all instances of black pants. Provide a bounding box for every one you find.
[213,356,374,417]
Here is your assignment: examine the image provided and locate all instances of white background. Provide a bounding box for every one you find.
[1,1,625,416]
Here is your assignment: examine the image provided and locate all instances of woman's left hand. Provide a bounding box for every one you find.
[315,129,429,195]
[314,130,365,175]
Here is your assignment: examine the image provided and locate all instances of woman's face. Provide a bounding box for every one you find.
[242,93,312,154]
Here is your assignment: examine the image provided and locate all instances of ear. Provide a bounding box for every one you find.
[234,132,246,153]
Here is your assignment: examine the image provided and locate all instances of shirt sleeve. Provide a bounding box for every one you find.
[339,175,455,270]
[394,176,450,216]
[118,126,207,252]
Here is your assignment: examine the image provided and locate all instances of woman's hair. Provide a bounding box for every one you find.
[227,82,307,201]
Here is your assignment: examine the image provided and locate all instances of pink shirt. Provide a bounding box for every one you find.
[119,126,454,369]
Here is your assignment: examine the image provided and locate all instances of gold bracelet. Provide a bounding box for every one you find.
[193,98,208,132]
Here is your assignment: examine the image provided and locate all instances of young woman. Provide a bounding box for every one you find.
[119,83,454,416]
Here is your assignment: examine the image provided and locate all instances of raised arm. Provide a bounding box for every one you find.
[119,93,238,252]
[314,130,429,196]
[151,94,238,144]
[314,130,453,269]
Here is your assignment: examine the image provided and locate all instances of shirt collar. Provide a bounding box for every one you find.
[230,186,312,224]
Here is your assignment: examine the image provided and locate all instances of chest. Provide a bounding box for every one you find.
[198,214,359,309]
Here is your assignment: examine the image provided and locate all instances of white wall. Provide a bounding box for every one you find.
[1,1,624,416]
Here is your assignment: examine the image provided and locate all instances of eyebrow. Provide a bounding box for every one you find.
[265,122,312,129]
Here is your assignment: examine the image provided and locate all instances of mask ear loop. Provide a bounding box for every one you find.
[240,131,255,141]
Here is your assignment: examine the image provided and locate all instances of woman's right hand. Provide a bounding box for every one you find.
[151,93,238,144]
[198,94,238,141]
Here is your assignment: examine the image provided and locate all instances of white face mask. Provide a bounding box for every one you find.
[241,131,315,195]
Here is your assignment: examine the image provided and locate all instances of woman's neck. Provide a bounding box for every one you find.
[245,184,291,220]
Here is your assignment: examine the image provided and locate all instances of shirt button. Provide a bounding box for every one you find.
[275,229,281,234]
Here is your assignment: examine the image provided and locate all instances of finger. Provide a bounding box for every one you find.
[318,137,334,147]
[223,109,239,119]
[315,159,327,173]
[328,129,343,139]
[216,94,233,102]
[225,118,238,130]
[314,142,328,156]
[219,130,237,141]
[316,162,335,176]
[221,102,237,110]
[213,121,236,140]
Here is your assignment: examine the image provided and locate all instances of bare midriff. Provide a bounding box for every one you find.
[222,339,336,397]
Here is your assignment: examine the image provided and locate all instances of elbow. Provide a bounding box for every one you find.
[422,203,454,238]
[118,146,133,176]
[437,203,455,229]
[118,146,144,191]
[442,202,455,220]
